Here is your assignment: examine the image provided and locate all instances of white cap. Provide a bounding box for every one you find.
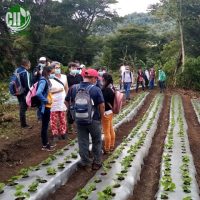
[39,57,46,62]
[80,64,85,68]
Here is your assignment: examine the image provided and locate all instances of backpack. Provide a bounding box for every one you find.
[26,78,47,107]
[123,71,132,81]
[73,84,95,125]
[9,68,25,96]
[108,89,124,114]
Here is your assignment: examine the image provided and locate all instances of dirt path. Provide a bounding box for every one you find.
[48,90,158,200]
[182,94,200,186]
[129,91,171,200]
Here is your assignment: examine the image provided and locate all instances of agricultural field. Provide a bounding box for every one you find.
[0,89,200,200]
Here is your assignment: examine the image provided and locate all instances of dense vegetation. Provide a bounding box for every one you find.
[0,0,200,90]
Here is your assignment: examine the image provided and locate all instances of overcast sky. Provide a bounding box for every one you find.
[111,0,160,16]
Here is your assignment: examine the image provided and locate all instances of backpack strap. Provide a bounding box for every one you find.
[53,77,65,87]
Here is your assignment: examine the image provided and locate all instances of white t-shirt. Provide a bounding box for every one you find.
[50,74,67,112]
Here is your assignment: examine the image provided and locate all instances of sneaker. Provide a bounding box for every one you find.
[41,144,54,152]
[77,161,91,170]
[21,125,33,129]
[92,162,102,170]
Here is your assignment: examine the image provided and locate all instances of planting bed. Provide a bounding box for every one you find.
[0,92,149,200]
[73,94,164,200]
[191,99,200,124]
[156,95,199,200]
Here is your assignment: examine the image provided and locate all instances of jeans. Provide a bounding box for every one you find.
[77,120,102,165]
[124,82,131,99]
[41,107,50,146]
[136,81,144,93]
[149,78,155,89]
[159,81,165,93]
[102,113,115,151]
[17,94,28,127]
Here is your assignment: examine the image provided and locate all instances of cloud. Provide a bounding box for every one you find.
[111,0,160,16]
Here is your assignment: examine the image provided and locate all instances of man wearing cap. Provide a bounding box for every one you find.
[33,57,47,84]
[66,68,105,170]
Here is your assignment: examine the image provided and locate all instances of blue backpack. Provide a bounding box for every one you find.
[9,68,25,96]
[72,84,95,125]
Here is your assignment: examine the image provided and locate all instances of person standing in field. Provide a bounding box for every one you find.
[36,66,55,151]
[50,62,69,143]
[16,59,32,129]
[158,68,166,93]
[121,65,134,101]
[66,62,83,134]
[149,67,156,90]
[136,67,145,93]
[144,68,150,89]
[101,73,115,154]
[67,69,105,170]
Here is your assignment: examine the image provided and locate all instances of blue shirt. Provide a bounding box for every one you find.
[67,82,104,121]
[36,77,48,114]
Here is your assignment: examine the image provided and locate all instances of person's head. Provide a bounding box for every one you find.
[21,58,31,70]
[125,65,130,71]
[42,66,54,79]
[83,68,98,84]
[102,73,113,88]
[68,62,79,75]
[39,57,47,64]
[51,61,61,75]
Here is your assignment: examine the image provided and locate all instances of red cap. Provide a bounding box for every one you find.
[83,68,98,78]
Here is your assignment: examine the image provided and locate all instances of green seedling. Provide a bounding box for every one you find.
[97,186,115,200]
[69,140,76,146]
[28,181,39,192]
[42,157,52,166]
[47,167,57,175]
[71,152,78,159]
[58,163,65,169]
[0,183,5,194]
[55,150,64,156]
[161,176,176,192]
[19,168,29,178]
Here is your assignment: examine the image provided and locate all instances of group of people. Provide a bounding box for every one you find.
[120,64,166,100]
[13,57,116,170]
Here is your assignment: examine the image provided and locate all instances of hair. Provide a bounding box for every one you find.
[68,62,77,68]
[50,61,60,68]
[21,58,30,66]
[42,66,53,86]
[102,73,113,88]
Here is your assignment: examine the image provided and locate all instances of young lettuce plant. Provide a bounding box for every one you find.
[14,184,30,200]
[0,183,5,194]
[28,181,39,192]
[97,186,115,200]
[46,167,57,176]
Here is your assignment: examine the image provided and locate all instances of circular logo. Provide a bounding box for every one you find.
[6,5,31,32]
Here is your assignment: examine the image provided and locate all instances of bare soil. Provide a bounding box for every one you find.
[48,90,158,200]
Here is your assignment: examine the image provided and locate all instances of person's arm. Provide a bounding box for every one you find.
[65,76,69,94]
[99,103,105,120]
[36,80,48,104]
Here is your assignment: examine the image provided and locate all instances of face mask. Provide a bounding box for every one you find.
[70,70,79,75]
[98,72,104,77]
[55,68,61,75]
[49,74,55,79]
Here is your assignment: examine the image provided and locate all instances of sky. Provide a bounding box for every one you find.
[111,0,160,16]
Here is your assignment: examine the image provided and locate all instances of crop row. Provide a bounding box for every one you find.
[157,95,199,200]
[74,94,164,200]
[191,99,200,124]
[0,92,149,200]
